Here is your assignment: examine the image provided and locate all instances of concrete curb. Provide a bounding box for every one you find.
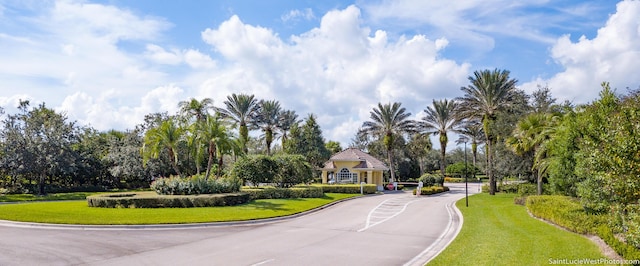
[403,191,464,266]
[0,193,380,231]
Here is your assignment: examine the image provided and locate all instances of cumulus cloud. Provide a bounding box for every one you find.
[199,5,470,143]
[522,0,640,103]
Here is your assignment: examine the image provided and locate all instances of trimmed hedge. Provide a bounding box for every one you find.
[412,186,450,195]
[87,192,250,208]
[310,184,378,194]
[444,177,465,183]
[526,195,640,260]
[241,187,324,200]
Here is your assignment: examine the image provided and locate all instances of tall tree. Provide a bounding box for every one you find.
[455,120,484,171]
[407,133,433,176]
[421,99,461,178]
[178,98,214,122]
[252,100,282,155]
[325,140,342,155]
[142,118,185,177]
[360,102,416,183]
[197,114,229,179]
[277,109,299,147]
[284,114,331,169]
[506,113,556,195]
[217,93,258,154]
[0,101,80,195]
[457,69,518,195]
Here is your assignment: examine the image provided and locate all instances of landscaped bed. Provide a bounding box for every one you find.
[0,193,358,225]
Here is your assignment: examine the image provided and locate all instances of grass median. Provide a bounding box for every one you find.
[0,193,358,225]
[428,193,608,266]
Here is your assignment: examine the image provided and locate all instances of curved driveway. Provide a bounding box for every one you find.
[0,183,481,266]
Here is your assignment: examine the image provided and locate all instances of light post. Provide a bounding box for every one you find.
[464,139,468,207]
[458,136,469,207]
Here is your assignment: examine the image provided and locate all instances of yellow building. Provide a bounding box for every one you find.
[321,148,388,191]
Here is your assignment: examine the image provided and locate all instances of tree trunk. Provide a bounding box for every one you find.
[39,172,46,196]
[266,128,273,155]
[240,123,249,154]
[440,135,447,178]
[537,169,543,195]
[205,142,215,180]
[168,148,183,178]
[387,148,395,183]
[487,140,496,195]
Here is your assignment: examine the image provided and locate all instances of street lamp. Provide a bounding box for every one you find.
[458,136,469,207]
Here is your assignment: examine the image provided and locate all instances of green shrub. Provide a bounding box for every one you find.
[87,192,250,208]
[241,186,324,200]
[419,173,444,187]
[231,155,278,186]
[412,186,450,195]
[311,184,377,194]
[597,225,640,260]
[150,175,241,195]
[273,154,313,188]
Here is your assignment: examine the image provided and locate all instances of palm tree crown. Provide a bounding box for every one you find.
[421,99,461,177]
[178,98,214,122]
[217,93,258,153]
[361,102,416,183]
[252,100,282,155]
[457,68,518,195]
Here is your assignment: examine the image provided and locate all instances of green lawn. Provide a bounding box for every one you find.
[0,193,358,225]
[428,193,610,266]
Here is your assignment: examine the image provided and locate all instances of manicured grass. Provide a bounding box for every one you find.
[428,193,608,266]
[0,193,358,225]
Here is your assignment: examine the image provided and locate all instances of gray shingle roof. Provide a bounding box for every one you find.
[322,148,388,170]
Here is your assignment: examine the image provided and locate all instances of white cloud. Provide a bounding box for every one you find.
[199,5,470,144]
[522,0,640,103]
[281,8,315,22]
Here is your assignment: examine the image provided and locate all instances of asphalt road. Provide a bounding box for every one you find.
[0,183,481,266]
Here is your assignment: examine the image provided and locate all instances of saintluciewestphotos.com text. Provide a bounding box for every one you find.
[549,258,640,265]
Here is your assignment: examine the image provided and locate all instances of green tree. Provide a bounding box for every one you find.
[217,93,259,154]
[178,97,214,122]
[284,114,331,169]
[455,120,484,170]
[506,113,556,195]
[361,102,416,183]
[252,100,282,155]
[457,69,518,195]
[407,133,433,176]
[142,118,185,177]
[0,101,81,195]
[421,99,460,178]
[197,114,230,179]
[325,140,342,155]
[277,109,299,148]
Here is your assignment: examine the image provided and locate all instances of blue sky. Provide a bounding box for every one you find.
[1,0,639,149]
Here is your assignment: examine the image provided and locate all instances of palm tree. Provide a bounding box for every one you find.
[142,118,184,177]
[457,69,518,195]
[507,113,556,195]
[277,109,299,147]
[456,120,485,170]
[178,98,214,122]
[421,99,461,178]
[252,100,282,155]
[361,102,416,183]
[217,93,259,153]
[198,114,228,179]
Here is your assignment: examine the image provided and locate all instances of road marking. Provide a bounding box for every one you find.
[250,259,274,266]
[403,200,462,266]
[358,196,420,232]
